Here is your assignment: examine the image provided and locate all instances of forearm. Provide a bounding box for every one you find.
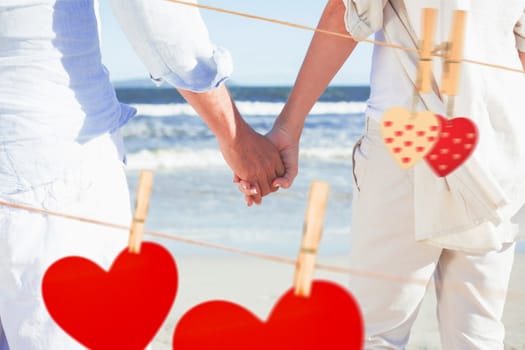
[177,84,248,146]
[179,84,285,200]
[275,0,358,139]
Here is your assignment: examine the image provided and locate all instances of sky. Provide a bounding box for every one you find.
[98,0,374,86]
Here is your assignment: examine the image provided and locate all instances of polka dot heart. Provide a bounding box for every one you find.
[381,107,441,169]
[424,114,478,177]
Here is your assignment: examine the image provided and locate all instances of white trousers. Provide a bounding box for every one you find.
[350,119,515,349]
[0,132,132,349]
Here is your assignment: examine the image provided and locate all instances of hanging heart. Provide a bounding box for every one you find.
[172,281,364,349]
[42,242,178,350]
[381,107,441,169]
[424,115,478,177]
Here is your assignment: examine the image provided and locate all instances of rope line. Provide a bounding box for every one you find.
[166,0,525,75]
[0,199,521,301]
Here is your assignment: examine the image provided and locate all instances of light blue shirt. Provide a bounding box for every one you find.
[0,0,232,143]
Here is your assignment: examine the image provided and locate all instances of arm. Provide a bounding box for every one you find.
[269,0,358,189]
[178,85,284,202]
[108,0,284,202]
[108,0,231,92]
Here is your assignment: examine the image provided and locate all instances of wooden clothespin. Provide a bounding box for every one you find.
[441,10,467,96]
[128,170,154,254]
[293,181,330,298]
[415,8,438,94]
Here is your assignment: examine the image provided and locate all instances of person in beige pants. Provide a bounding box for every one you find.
[241,0,525,348]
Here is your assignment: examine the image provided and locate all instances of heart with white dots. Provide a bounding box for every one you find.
[424,114,478,177]
[380,107,441,169]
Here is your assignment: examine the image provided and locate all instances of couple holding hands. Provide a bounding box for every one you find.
[2,0,525,349]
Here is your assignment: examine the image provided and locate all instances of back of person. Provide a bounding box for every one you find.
[368,0,525,120]
[0,0,134,144]
[0,0,135,197]
[366,0,525,217]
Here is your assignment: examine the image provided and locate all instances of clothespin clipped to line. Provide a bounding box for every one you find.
[415,7,470,126]
[294,181,330,298]
[415,8,438,95]
[379,8,468,171]
[415,8,467,112]
[381,8,442,170]
[440,10,466,116]
[128,170,154,254]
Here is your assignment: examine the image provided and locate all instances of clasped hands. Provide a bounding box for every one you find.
[219,121,298,206]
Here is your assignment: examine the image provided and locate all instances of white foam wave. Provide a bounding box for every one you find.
[131,101,367,117]
[300,147,352,161]
[125,146,352,170]
[126,148,226,170]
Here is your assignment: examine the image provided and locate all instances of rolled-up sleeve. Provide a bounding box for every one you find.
[341,0,388,38]
[514,8,525,52]
[108,0,233,92]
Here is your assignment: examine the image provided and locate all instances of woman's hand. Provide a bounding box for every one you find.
[236,123,300,206]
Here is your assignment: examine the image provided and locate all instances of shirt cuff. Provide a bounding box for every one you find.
[513,10,525,52]
[151,46,233,92]
[516,35,525,52]
[341,0,387,39]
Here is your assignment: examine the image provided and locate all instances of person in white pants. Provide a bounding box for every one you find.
[350,118,516,349]
[0,0,283,348]
[239,0,525,348]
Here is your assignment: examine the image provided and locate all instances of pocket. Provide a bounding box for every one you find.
[352,135,369,192]
[0,143,29,195]
[0,140,93,211]
[1,141,73,196]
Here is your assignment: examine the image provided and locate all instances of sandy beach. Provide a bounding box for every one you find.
[151,252,525,349]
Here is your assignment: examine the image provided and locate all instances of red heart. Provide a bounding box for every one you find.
[424,115,478,177]
[42,242,178,350]
[172,281,364,349]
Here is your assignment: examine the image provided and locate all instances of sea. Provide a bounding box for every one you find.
[116,85,524,257]
[116,85,368,258]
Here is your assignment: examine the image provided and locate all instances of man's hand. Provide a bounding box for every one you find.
[177,85,284,205]
[220,122,285,205]
[237,123,300,206]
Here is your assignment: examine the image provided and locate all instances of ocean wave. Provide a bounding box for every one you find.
[300,147,352,161]
[126,148,225,170]
[131,101,367,117]
[125,146,352,170]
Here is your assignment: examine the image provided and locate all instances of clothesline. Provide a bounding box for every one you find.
[0,199,521,301]
[165,0,525,76]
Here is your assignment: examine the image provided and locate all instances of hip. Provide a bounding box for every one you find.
[0,129,127,210]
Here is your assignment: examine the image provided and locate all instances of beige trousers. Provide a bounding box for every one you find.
[349,118,515,349]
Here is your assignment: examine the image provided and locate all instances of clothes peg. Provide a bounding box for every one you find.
[128,170,154,254]
[441,10,467,96]
[293,181,330,298]
[415,8,438,94]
